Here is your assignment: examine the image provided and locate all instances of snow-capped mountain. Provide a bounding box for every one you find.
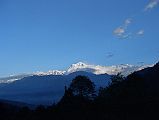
[66,62,153,76]
[34,62,152,76]
[34,70,66,76]
[0,62,153,83]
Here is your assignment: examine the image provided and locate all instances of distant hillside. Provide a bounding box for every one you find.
[0,71,110,105]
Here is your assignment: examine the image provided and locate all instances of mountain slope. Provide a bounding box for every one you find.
[132,62,159,96]
[0,71,110,105]
[93,62,159,120]
[99,61,159,104]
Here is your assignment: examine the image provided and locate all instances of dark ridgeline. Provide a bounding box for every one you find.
[0,62,159,120]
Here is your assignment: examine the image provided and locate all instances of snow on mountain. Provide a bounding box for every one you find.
[66,62,153,76]
[34,62,152,76]
[0,74,32,84]
[0,62,153,83]
[34,70,66,76]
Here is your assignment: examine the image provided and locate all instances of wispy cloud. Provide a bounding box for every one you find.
[113,19,145,39]
[113,27,125,36]
[124,18,132,27]
[145,0,159,11]
[113,1,158,39]
[137,30,144,36]
[113,18,132,38]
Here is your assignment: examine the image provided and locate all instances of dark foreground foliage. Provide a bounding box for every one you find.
[0,63,159,120]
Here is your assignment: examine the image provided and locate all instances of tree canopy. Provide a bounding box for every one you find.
[69,75,95,99]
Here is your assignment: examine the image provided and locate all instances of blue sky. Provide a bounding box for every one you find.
[0,0,159,76]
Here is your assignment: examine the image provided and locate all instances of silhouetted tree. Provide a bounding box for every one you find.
[58,86,74,105]
[69,76,96,99]
[111,73,125,85]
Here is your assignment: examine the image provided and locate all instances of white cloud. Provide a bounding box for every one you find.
[145,0,159,11]
[113,1,158,39]
[121,33,132,39]
[113,18,132,38]
[137,30,144,35]
[124,18,132,27]
[113,27,125,36]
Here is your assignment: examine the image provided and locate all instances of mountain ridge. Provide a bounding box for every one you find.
[0,62,153,83]
[0,71,111,105]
